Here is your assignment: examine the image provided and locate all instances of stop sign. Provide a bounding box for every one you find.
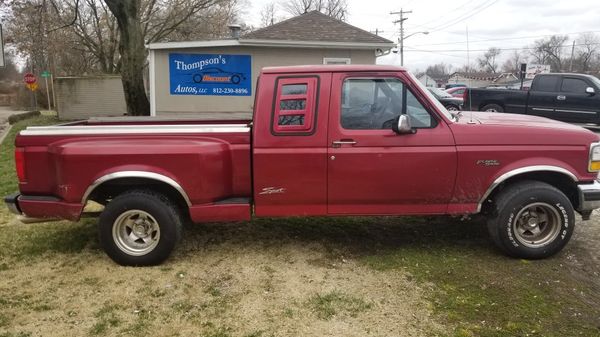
[24,73,37,84]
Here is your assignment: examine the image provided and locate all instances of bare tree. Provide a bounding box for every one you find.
[501,50,527,74]
[530,35,568,72]
[477,47,501,73]
[259,2,278,27]
[3,0,243,115]
[425,62,452,78]
[575,33,599,72]
[101,0,149,116]
[281,0,348,20]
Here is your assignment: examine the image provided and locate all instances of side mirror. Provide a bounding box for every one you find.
[392,115,415,135]
[586,87,596,95]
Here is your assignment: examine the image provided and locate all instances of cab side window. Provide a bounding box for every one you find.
[272,77,319,135]
[561,78,588,93]
[341,78,434,130]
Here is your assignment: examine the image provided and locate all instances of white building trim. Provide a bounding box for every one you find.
[149,49,157,116]
[147,39,394,51]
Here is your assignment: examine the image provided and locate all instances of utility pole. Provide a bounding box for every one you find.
[370,29,385,36]
[569,40,576,72]
[391,9,412,66]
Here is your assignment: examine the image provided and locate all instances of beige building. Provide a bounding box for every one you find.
[147,11,394,117]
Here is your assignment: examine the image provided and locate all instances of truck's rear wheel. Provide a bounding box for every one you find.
[481,103,504,112]
[486,181,574,259]
[99,190,182,266]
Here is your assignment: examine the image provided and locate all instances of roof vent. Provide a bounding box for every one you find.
[228,24,241,39]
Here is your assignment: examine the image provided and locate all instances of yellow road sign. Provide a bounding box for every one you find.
[26,83,38,91]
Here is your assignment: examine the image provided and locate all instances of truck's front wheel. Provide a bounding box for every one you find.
[487,181,574,259]
[99,190,182,266]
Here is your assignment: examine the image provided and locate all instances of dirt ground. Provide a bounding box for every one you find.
[2,210,600,337]
[0,215,446,337]
[561,211,600,302]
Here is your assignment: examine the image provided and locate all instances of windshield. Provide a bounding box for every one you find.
[428,87,453,98]
[408,72,455,121]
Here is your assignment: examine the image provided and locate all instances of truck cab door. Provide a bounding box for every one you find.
[526,75,560,119]
[553,76,600,124]
[326,73,456,215]
[253,73,331,217]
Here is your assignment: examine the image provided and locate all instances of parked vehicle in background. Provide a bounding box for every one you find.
[506,80,533,90]
[464,73,600,124]
[428,87,463,111]
[445,83,467,89]
[446,86,467,98]
[6,65,600,266]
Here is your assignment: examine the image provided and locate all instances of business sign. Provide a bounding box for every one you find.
[169,53,251,96]
[525,64,551,79]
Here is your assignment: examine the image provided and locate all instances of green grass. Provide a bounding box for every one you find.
[359,217,600,337]
[306,291,372,320]
[90,303,121,335]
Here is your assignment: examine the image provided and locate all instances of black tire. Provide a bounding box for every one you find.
[98,190,182,266]
[486,181,574,259]
[231,75,241,84]
[192,74,203,83]
[445,104,460,111]
[481,103,504,112]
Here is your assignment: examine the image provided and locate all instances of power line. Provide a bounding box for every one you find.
[427,0,499,33]
[404,46,469,59]
[404,42,600,53]
[410,0,474,29]
[410,30,600,47]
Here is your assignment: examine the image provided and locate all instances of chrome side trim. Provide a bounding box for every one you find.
[531,107,554,112]
[20,124,250,136]
[555,109,597,115]
[81,171,192,206]
[476,165,578,213]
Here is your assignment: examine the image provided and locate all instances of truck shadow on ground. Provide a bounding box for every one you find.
[177,215,497,258]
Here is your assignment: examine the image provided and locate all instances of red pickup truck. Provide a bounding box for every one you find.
[6,65,600,266]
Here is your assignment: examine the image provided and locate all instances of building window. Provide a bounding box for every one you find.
[323,57,351,65]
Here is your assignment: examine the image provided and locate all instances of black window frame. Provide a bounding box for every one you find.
[560,77,590,93]
[270,75,321,136]
[340,76,438,131]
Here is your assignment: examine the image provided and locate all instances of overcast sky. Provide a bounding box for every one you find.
[243,0,600,73]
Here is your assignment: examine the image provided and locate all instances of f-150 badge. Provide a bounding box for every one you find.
[476,159,500,166]
[259,187,286,195]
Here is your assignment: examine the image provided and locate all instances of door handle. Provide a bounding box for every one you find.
[332,140,357,147]
[557,95,566,101]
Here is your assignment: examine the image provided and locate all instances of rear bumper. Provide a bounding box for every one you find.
[4,192,21,215]
[4,193,83,222]
[578,180,600,213]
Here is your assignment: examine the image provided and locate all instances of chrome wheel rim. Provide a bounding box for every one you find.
[485,108,498,112]
[112,210,160,256]
[446,105,459,111]
[512,202,561,248]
